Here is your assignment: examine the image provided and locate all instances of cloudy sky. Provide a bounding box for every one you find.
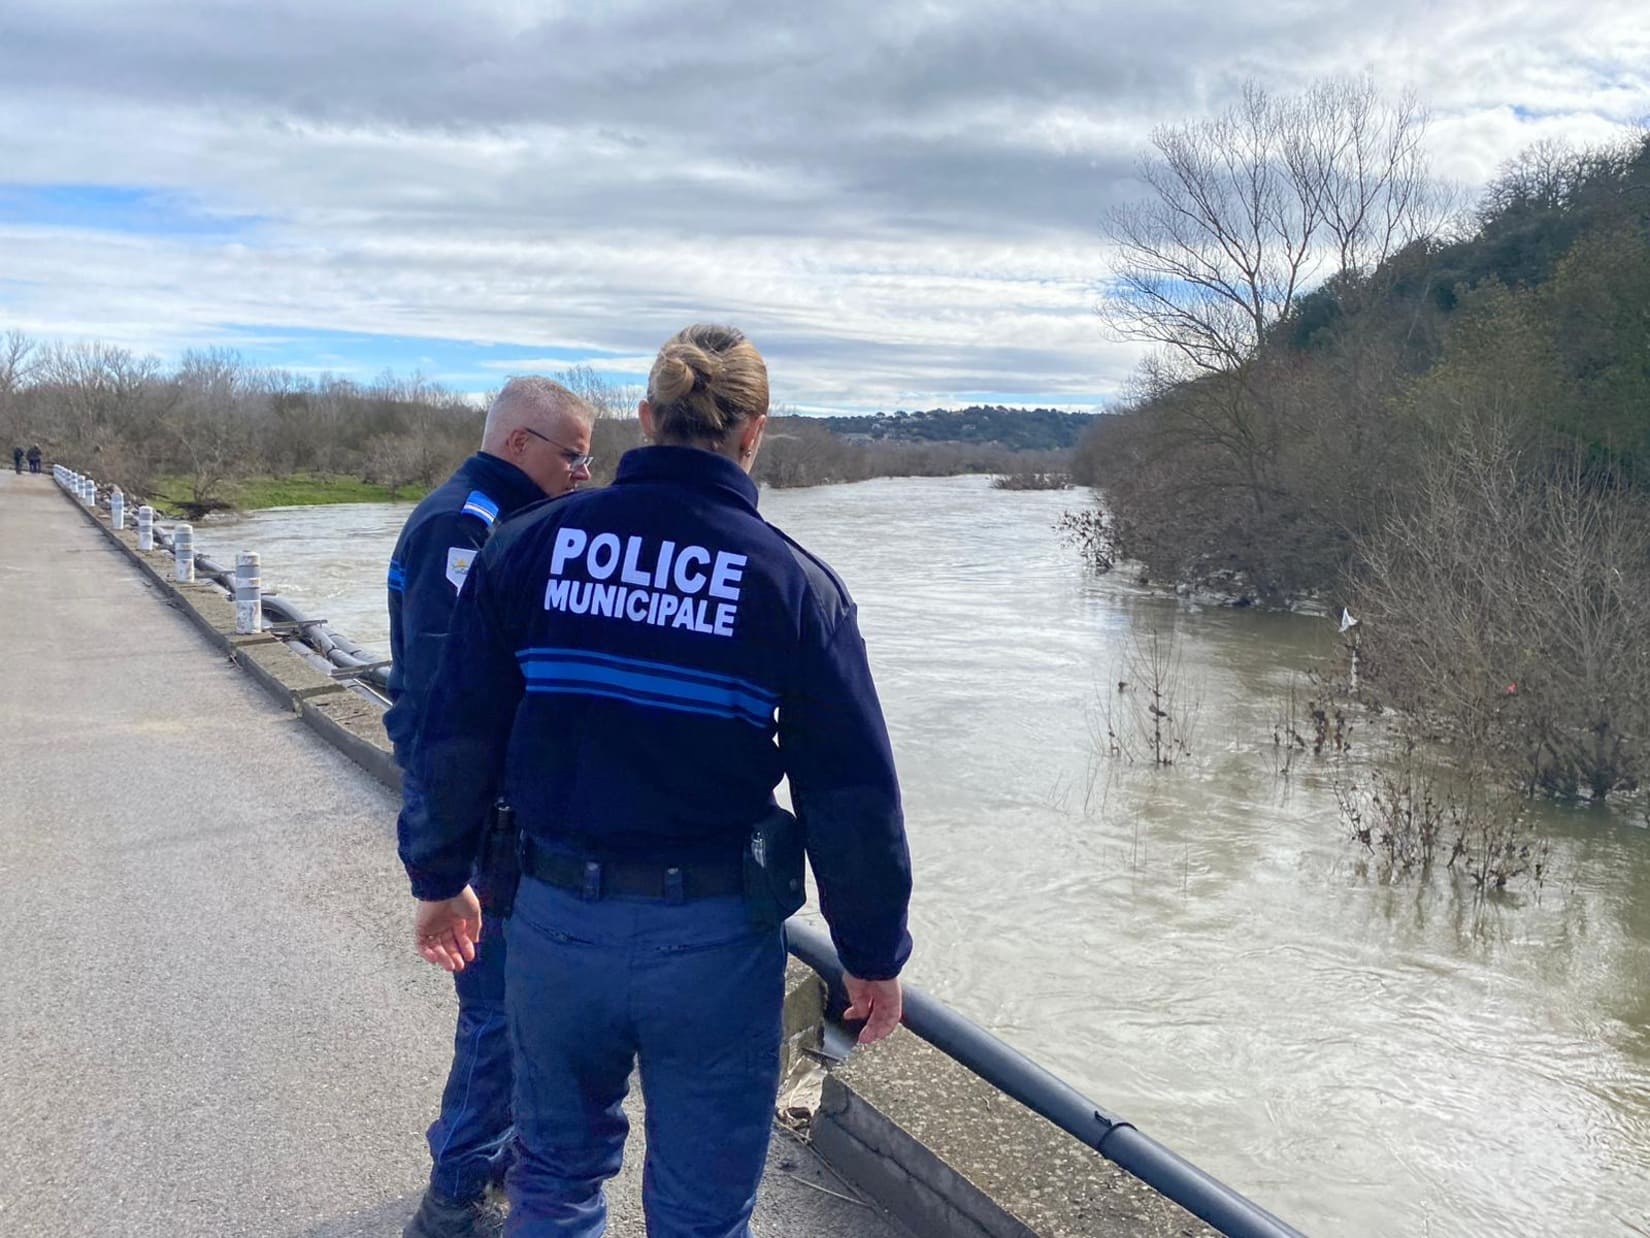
[1,2,1645,412]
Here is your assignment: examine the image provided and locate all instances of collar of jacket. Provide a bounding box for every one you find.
[613,445,760,513]
[461,451,546,517]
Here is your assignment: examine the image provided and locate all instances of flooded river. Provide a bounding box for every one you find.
[195,474,1650,1237]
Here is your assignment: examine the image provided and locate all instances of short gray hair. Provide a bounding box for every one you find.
[481,376,593,449]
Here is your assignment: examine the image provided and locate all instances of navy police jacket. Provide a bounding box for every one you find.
[384,452,547,754]
[402,445,914,980]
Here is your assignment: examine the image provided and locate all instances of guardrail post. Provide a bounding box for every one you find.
[82,477,97,507]
[111,487,125,529]
[137,505,154,551]
[173,523,195,583]
[234,551,262,635]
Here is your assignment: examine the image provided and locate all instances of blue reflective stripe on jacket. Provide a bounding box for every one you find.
[402,445,913,980]
[384,452,546,749]
[461,490,500,526]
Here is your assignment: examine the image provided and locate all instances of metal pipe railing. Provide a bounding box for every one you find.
[52,470,389,692]
[786,922,1305,1238]
[146,516,390,694]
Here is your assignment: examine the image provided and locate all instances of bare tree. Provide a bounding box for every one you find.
[1105,76,1443,375]
[1476,138,1582,224]
[40,341,163,454]
[1300,77,1439,285]
[1356,414,1650,801]
[0,329,37,446]
[165,347,255,509]
[556,363,639,420]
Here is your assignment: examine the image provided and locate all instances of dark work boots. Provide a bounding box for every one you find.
[403,1188,506,1238]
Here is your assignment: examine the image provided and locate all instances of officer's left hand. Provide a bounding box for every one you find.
[414,886,483,973]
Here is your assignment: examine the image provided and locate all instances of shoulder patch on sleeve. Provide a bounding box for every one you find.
[460,490,500,526]
[445,546,476,590]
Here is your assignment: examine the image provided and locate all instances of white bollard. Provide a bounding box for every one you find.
[173,523,195,583]
[111,487,125,529]
[234,552,262,635]
[137,505,154,551]
[83,478,97,507]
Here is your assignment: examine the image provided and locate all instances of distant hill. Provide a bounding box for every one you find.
[815,406,1100,451]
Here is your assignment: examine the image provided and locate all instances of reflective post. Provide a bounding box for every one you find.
[111,487,125,529]
[173,522,195,583]
[137,505,155,551]
[82,477,97,507]
[234,551,262,635]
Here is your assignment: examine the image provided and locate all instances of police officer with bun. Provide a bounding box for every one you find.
[389,376,595,1238]
[402,324,913,1236]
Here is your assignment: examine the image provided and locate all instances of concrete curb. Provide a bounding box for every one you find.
[813,1031,1219,1238]
[60,488,402,792]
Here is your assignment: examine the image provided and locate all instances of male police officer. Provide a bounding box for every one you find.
[389,376,594,1238]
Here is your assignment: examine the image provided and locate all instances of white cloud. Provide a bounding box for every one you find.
[1,1,1645,411]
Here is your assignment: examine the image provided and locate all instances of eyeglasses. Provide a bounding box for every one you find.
[521,426,595,471]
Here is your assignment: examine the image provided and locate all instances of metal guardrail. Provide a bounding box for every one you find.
[51,466,390,697]
[52,462,1303,1237]
[787,921,1306,1238]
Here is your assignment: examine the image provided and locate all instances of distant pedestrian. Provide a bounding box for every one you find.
[11,446,21,474]
[27,445,41,473]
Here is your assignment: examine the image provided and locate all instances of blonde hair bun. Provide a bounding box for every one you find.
[650,344,719,407]
[646,325,769,445]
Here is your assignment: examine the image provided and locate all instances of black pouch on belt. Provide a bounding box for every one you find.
[743,805,806,929]
[476,800,522,919]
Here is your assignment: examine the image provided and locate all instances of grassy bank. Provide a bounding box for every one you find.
[147,472,426,515]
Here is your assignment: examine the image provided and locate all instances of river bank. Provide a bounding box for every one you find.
[146,471,416,518]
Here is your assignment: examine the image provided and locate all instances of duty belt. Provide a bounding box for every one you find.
[519,836,743,902]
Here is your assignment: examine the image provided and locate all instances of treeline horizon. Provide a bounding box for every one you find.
[1067,77,1650,808]
[817,406,1099,450]
[0,337,1072,512]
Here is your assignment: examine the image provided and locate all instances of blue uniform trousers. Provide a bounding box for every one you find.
[427,912,515,1202]
[503,877,786,1237]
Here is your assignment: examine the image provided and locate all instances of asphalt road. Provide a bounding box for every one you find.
[0,470,903,1238]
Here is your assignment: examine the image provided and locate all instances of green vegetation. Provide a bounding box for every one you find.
[1070,78,1650,809]
[146,471,416,516]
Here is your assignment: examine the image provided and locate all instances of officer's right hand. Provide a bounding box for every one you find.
[842,975,903,1045]
[414,886,483,973]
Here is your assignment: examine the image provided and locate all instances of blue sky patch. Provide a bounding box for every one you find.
[0,183,264,238]
[213,325,648,396]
